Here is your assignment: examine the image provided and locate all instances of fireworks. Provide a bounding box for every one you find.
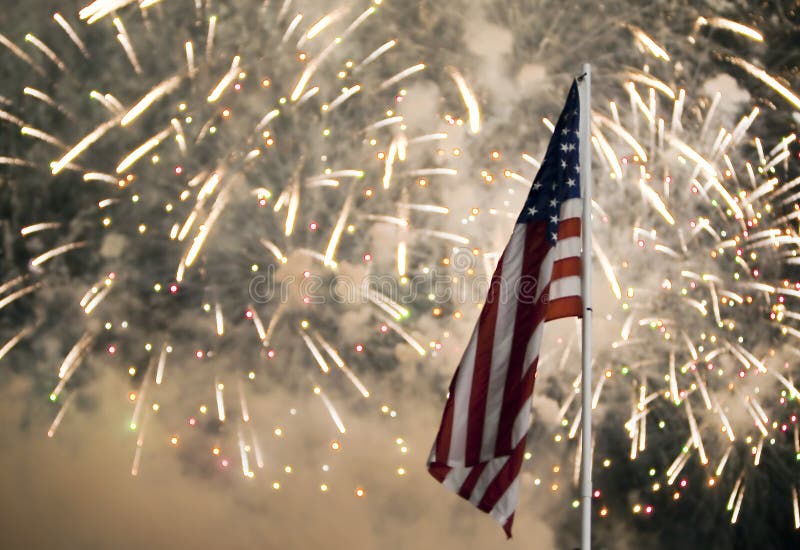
[0,0,477,492]
[1,0,798,545]
[462,18,800,537]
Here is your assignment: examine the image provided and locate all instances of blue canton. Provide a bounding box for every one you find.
[517,81,581,245]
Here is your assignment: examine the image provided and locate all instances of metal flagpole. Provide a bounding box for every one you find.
[578,63,593,550]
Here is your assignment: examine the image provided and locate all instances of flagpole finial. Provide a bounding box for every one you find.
[577,71,588,81]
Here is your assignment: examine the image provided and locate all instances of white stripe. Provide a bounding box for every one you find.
[560,197,582,219]
[448,325,478,463]
[489,475,521,527]
[511,395,535,452]
[549,276,581,301]
[522,324,544,375]
[468,456,510,506]
[480,226,526,461]
[442,463,472,492]
[555,236,581,261]
[535,248,557,302]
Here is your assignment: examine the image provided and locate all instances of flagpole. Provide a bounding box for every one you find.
[578,63,593,550]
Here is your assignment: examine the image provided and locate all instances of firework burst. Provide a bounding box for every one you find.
[0,0,481,492]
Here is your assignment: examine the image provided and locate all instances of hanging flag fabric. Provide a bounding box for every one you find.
[427,81,584,537]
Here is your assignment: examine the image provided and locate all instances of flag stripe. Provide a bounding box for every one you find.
[557,217,581,239]
[552,256,582,280]
[547,295,583,321]
[448,328,479,463]
[480,226,527,461]
[465,254,507,465]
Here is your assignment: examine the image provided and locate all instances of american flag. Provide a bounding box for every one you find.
[427,81,584,537]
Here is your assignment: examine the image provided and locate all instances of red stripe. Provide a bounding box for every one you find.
[464,256,505,465]
[503,514,515,540]
[477,438,527,530]
[433,368,459,463]
[428,463,451,483]
[557,217,581,239]
[546,295,583,321]
[458,462,487,499]
[494,222,550,455]
[551,256,581,280]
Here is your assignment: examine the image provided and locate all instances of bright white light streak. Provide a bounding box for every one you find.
[0,327,32,361]
[696,16,763,42]
[731,484,745,524]
[89,91,121,114]
[116,127,171,173]
[727,56,800,111]
[207,55,241,103]
[24,34,66,71]
[30,242,87,268]
[238,429,252,478]
[281,14,303,43]
[215,379,226,422]
[593,241,622,299]
[215,302,224,336]
[0,109,24,127]
[417,229,469,245]
[318,389,346,434]
[627,24,670,61]
[0,33,45,76]
[130,362,153,431]
[113,17,142,74]
[47,393,75,438]
[83,172,118,184]
[356,40,396,71]
[300,332,330,373]
[121,76,182,126]
[380,317,426,356]
[83,283,111,314]
[379,63,425,90]
[185,41,195,74]
[20,222,60,236]
[260,239,287,263]
[715,446,733,477]
[363,115,403,131]
[155,344,168,385]
[594,113,648,161]
[49,115,118,173]
[324,192,353,266]
[238,379,250,423]
[255,109,280,132]
[21,127,66,148]
[53,13,89,57]
[206,15,217,59]
[325,84,361,112]
[448,68,481,133]
[313,332,370,398]
[80,0,138,23]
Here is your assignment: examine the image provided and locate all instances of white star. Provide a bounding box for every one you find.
[527,206,538,216]
[551,232,558,241]
[549,198,557,207]
[566,177,576,187]
[567,143,576,152]
[561,160,567,169]
[550,214,558,223]
[561,128,569,136]
[532,182,542,190]
[574,163,580,173]
[560,142,569,152]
